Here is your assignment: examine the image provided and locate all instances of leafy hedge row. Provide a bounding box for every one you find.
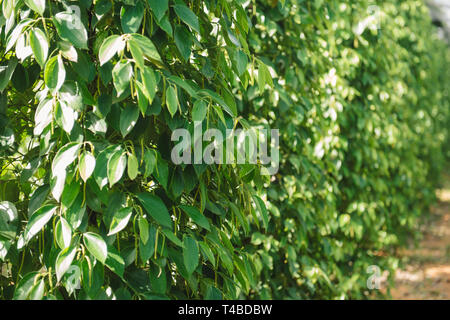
[0,0,449,300]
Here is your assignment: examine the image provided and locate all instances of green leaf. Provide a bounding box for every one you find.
[174,25,192,62]
[120,3,144,33]
[138,216,149,243]
[128,38,145,70]
[179,205,210,231]
[55,217,72,249]
[29,28,48,68]
[253,195,269,230]
[99,35,125,66]
[174,4,200,34]
[166,86,178,117]
[13,272,39,300]
[143,149,156,178]
[55,246,77,282]
[108,207,133,236]
[141,67,157,103]
[136,193,172,229]
[139,221,156,263]
[54,100,76,134]
[192,100,207,122]
[112,60,133,97]
[24,204,58,243]
[53,11,88,49]
[183,236,199,275]
[129,34,162,65]
[127,153,139,180]
[83,232,107,263]
[28,279,45,300]
[105,246,125,278]
[120,104,139,137]
[107,150,127,187]
[161,229,183,247]
[94,145,121,190]
[25,0,45,16]
[147,0,168,22]
[44,55,65,92]
[235,50,248,76]
[0,57,18,93]
[79,151,96,182]
[0,201,18,240]
[199,241,216,266]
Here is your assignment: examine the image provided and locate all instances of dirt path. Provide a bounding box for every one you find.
[389,174,450,299]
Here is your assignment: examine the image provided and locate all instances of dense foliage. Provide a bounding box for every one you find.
[0,0,449,300]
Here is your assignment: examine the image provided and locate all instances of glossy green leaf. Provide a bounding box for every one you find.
[107,150,127,187]
[83,232,107,263]
[29,28,48,68]
[44,55,65,92]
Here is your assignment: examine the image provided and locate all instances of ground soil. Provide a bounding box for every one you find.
[389,173,450,299]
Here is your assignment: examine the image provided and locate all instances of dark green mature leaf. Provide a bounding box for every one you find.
[120,104,139,137]
[148,0,168,22]
[83,232,107,263]
[183,236,199,275]
[174,26,193,62]
[179,205,210,231]
[120,2,144,33]
[174,4,200,34]
[136,193,172,229]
